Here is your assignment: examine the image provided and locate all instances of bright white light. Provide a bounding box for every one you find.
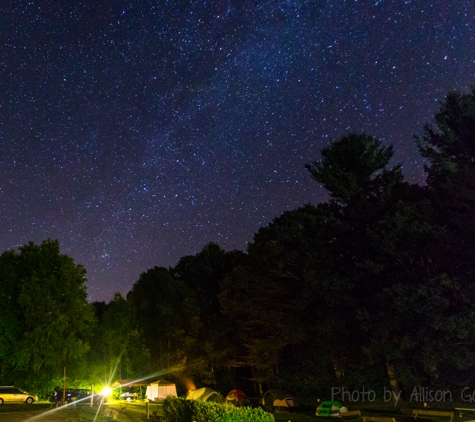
[101,386,112,397]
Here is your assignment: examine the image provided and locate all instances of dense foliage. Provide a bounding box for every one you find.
[1,88,474,403]
[0,239,95,396]
[163,396,275,422]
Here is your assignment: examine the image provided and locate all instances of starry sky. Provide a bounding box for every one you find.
[1,1,474,302]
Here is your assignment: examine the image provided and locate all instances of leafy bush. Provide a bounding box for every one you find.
[163,397,195,422]
[163,396,275,422]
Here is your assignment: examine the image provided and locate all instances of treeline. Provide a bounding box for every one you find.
[1,88,475,401]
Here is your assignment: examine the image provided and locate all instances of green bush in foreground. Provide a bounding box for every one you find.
[163,396,275,422]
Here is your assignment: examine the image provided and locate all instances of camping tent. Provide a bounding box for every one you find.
[111,379,149,400]
[145,379,177,402]
[225,389,251,406]
[262,390,299,412]
[273,395,299,411]
[186,387,222,403]
[316,401,348,417]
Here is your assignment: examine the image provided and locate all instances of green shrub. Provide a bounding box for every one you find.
[163,396,195,422]
[163,396,275,422]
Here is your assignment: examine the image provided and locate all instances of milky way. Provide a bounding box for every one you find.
[2,1,474,302]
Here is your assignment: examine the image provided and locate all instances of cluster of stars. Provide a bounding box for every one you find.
[1,1,474,301]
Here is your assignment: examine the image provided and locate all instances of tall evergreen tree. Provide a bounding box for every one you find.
[416,88,475,283]
[305,133,402,206]
[173,243,245,389]
[90,293,150,386]
[127,267,203,384]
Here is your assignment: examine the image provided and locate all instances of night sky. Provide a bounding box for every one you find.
[2,1,474,302]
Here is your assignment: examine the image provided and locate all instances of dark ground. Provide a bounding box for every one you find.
[0,400,469,422]
[0,401,161,421]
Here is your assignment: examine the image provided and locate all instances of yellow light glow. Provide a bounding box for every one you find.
[101,386,112,397]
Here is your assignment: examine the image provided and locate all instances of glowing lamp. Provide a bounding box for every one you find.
[101,386,112,397]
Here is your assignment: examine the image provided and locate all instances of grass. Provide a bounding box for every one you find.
[0,400,162,421]
[1,401,317,421]
[274,410,321,422]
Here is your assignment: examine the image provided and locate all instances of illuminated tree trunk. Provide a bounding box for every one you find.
[386,359,400,402]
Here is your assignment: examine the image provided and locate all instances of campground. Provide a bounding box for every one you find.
[0,400,333,422]
[0,400,469,422]
[0,401,335,422]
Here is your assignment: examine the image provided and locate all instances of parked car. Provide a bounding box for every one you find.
[52,388,106,404]
[0,386,37,404]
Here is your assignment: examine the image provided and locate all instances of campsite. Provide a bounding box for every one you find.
[110,378,178,402]
[0,378,314,421]
[0,396,468,422]
[1,380,471,422]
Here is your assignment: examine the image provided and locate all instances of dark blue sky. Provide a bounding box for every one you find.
[2,1,474,302]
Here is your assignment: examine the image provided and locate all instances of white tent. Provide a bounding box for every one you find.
[146,379,177,402]
[186,387,223,403]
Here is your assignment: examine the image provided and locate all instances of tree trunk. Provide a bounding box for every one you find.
[386,359,401,402]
